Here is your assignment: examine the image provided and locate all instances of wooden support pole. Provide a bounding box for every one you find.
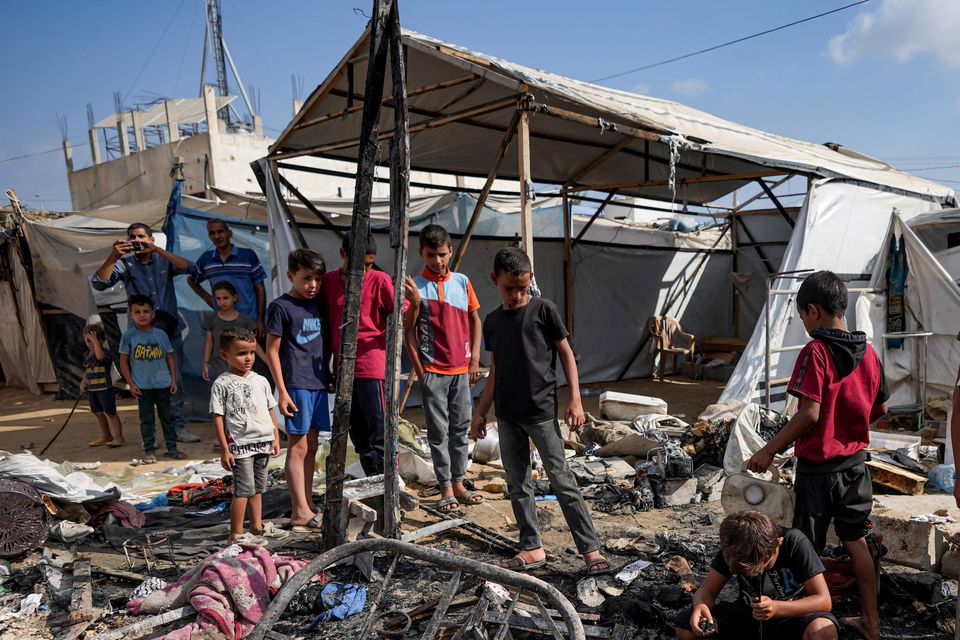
[276,172,345,239]
[563,137,633,188]
[271,96,517,160]
[755,178,795,228]
[451,108,522,272]
[292,74,478,131]
[323,0,394,550]
[567,170,784,194]
[383,0,410,540]
[517,109,534,267]
[526,101,664,142]
[562,191,574,336]
[571,191,616,248]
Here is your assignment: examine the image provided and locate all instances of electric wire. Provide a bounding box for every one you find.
[591,0,870,83]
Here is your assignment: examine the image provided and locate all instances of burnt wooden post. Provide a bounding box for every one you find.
[383,0,410,539]
[323,0,395,549]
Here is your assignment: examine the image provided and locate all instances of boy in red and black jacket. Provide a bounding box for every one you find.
[747,271,888,640]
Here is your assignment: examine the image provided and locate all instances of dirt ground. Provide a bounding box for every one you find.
[0,376,724,472]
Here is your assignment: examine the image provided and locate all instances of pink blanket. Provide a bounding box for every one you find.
[128,543,321,640]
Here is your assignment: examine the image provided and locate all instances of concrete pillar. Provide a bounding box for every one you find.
[117,115,131,156]
[88,128,101,165]
[202,84,220,196]
[131,110,145,152]
[253,114,264,137]
[292,99,303,117]
[62,139,74,173]
[165,100,179,143]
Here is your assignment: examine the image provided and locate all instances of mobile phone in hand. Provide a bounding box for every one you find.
[128,241,145,252]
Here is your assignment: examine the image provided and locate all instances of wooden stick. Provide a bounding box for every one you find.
[271,96,517,160]
[383,0,410,540]
[516,109,534,268]
[567,170,785,194]
[452,108,522,272]
[323,0,394,550]
[527,101,664,142]
[292,74,478,131]
[562,191,574,336]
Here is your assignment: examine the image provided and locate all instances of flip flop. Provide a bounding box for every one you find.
[586,555,613,576]
[502,552,547,572]
[455,490,484,506]
[291,514,323,533]
[106,439,126,448]
[437,495,460,512]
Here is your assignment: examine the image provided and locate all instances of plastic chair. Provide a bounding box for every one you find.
[648,316,696,379]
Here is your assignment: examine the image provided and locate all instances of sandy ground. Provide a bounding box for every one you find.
[0,376,724,473]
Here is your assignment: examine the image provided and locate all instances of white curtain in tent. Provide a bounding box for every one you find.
[858,214,960,416]
[720,179,942,409]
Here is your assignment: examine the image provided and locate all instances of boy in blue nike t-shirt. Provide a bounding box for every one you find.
[265,249,329,532]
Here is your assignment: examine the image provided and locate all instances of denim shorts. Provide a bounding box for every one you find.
[233,453,270,497]
[283,388,331,435]
[88,389,117,415]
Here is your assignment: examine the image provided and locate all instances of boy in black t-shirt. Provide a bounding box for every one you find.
[471,248,608,575]
[676,511,837,640]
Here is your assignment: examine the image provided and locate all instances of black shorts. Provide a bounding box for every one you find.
[794,453,872,552]
[88,389,117,415]
[675,602,838,639]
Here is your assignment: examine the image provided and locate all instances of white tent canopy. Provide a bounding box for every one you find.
[272,28,952,203]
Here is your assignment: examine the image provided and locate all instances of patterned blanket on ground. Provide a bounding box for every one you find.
[127,543,319,639]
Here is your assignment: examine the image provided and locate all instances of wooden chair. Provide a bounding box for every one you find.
[648,316,696,379]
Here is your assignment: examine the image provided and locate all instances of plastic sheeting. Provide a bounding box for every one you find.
[721,180,942,408]
[860,214,960,415]
[0,239,56,392]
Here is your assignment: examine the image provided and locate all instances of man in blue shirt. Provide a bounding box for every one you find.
[91,222,201,443]
[188,220,267,339]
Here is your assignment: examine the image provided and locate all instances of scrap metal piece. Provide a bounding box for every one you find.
[401,518,467,543]
[247,538,585,640]
[90,605,196,640]
[534,593,567,640]
[358,553,401,639]
[0,477,49,557]
[122,533,177,572]
[420,570,462,640]
[493,588,522,640]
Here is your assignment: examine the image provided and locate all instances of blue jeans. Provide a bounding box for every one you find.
[171,333,185,430]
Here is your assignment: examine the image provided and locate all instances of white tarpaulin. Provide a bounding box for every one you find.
[262,163,734,384]
[721,180,942,407]
[859,214,960,416]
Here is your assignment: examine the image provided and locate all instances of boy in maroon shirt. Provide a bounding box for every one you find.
[748,271,888,640]
[320,234,394,476]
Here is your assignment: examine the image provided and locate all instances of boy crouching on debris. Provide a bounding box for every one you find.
[676,511,837,640]
[470,247,609,575]
[211,327,281,544]
[746,270,888,640]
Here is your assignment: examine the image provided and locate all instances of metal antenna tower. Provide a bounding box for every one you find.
[200,0,256,128]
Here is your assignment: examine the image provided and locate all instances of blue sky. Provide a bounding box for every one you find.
[2,0,958,209]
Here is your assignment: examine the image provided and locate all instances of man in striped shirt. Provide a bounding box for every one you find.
[189,219,267,339]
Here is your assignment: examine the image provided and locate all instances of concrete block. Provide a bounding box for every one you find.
[881,564,944,604]
[869,495,960,572]
[694,465,724,492]
[703,478,725,503]
[662,478,698,507]
[941,550,960,580]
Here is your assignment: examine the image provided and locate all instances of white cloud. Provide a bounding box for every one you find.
[828,0,960,66]
[630,82,652,96]
[669,78,708,98]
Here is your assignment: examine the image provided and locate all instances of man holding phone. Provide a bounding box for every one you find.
[92,222,201,443]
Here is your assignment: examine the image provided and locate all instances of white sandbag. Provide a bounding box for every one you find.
[398,447,437,484]
[722,404,768,477]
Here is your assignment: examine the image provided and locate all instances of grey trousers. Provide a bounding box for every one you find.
[422,372,472,488]
[498,416,600,554]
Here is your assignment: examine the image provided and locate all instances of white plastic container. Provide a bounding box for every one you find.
[599,391,668,420]
[870,430,921,460]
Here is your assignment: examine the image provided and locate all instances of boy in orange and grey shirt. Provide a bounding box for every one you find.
[403,224,484,512]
